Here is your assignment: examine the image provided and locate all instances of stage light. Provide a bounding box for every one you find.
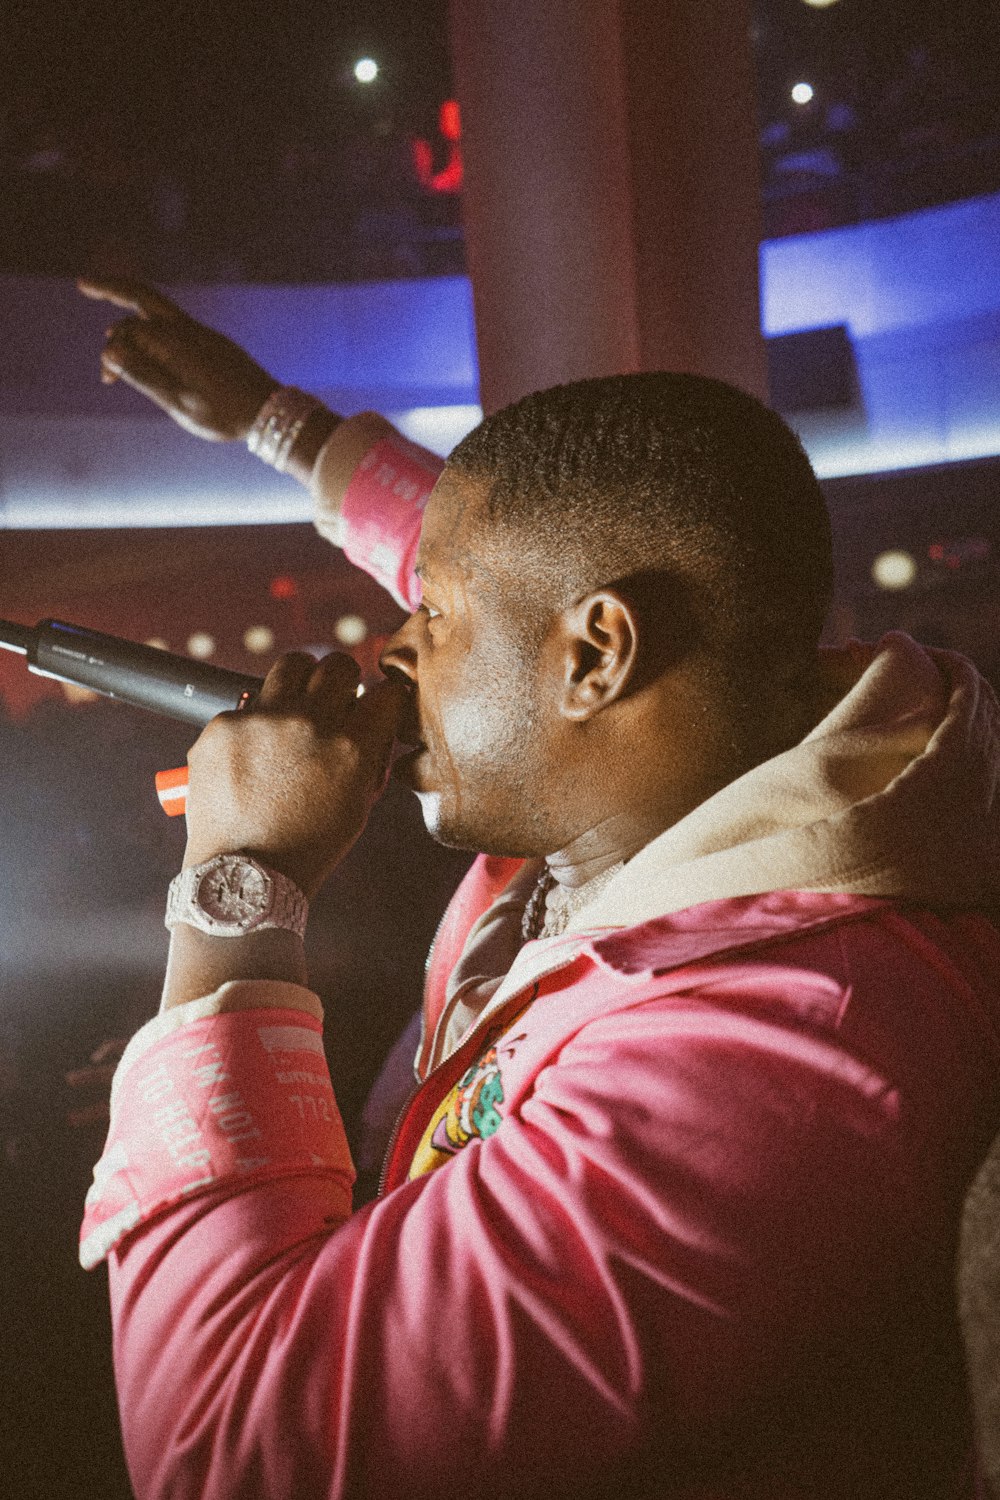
[186,632,216,659]
[802,0,840,8]
[439,99,461,142]
[791,82,815,105]
[270,575,298,600]
[334,614,368,647]
[354,58,378,84]
[243,625,275,654]
[144,638,169,651]
[871,550,917,591]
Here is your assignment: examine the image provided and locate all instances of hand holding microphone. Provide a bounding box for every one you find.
[0,620,405,874]
[0,616,262,722]
[0,617,263,815]
[183,651,406,901]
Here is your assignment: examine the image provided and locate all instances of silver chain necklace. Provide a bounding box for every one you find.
[521,860,625,943]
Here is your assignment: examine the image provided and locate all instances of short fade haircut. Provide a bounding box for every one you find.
[447,371,833,717]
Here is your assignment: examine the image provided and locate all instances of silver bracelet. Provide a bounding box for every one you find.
[247,387,324,472]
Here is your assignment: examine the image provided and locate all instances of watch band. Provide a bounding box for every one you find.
[165,853,309,939]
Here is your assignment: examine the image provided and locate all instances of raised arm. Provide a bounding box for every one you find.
[78,278,440,608]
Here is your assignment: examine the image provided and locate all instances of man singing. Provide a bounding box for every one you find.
[77,280,1000,1498]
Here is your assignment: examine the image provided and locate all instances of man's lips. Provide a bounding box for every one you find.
[389,681,427,780]
[394,719,425,754]
[391,740,429,786]
[392,704,424,757]
[393,687,421,746]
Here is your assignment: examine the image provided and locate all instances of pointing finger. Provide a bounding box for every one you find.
[78,276,184,321]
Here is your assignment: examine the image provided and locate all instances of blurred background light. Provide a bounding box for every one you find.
[333,613,369,647]
[186,631,216,659]
[791,81,815,105]
[353,57,378,84]
[871,550,917,590]
[243,625,276,654]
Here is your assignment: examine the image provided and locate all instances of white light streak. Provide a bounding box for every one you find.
[389,404,483,456]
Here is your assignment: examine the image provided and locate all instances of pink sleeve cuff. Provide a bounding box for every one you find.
[339,436,445,612]
[80,1007,353,1270]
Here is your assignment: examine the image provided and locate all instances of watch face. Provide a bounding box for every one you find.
[196,858,272,930]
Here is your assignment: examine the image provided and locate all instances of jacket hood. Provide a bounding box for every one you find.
[428,633,1000,1073]
[576,633,1000,933]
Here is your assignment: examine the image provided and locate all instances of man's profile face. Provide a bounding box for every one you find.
[381,472,558,856]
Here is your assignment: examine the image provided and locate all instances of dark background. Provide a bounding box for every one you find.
[1,0,998,278]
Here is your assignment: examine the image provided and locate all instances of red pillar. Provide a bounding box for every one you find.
[448,0,767,414]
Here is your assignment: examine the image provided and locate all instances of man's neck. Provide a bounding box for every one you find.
[542,657,841,893]
[545,812,669,889]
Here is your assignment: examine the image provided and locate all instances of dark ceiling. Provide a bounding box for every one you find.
[2,0,998,280]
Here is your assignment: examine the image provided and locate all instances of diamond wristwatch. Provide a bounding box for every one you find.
[165,853,308,939]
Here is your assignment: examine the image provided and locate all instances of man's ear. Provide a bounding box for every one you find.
[558,590,639,722]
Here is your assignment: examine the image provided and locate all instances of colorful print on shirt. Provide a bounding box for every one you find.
[409,1046,502,1179]
[408,1018,529,1180]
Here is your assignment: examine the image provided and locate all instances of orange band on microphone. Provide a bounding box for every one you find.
[155,765,188,816]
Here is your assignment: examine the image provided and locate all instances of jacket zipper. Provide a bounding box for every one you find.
[376,1012,476,1198]
[376,1078,424,1198]
[377,909,454,1199]
[424,905,449,978]
[417,906,455,1077]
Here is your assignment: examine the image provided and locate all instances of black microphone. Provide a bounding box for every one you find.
[0,617,263,727]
